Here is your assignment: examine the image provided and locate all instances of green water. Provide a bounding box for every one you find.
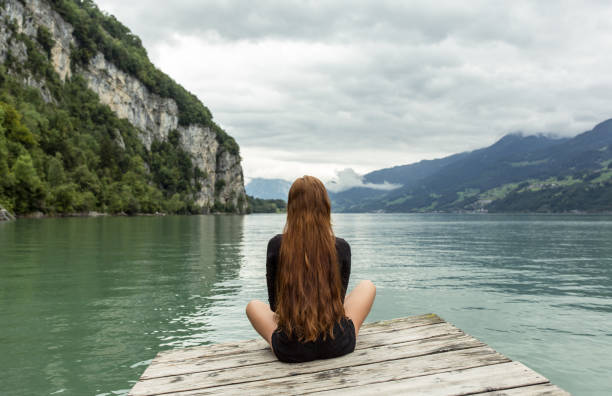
[0,214,611,395]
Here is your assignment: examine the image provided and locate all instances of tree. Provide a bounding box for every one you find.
[12,154,43,213]
[47,154,66,186]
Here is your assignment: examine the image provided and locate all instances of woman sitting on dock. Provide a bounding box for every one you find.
[246,175,377,363]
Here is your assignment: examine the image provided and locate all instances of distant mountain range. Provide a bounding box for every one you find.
[251,118,612,213]
[333,118,612,213]
[245,178,292,200]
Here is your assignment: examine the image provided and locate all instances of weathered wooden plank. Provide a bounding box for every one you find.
[472,383,571,396]
[129,315,570,396]
[140,322,461,380]
[357,313,444,335]
[133,332,485,394]
[152,314,443,364]
[154,339,268,364]
[151,347,509,396]
[308,361,548,396]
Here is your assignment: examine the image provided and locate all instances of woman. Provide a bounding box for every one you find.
[246,175,376,363]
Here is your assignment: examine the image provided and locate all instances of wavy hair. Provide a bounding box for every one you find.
[275,175,345,342]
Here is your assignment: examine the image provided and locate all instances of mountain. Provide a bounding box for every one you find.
[0,0,247,215]
[328,153,469,209]
[332,120,612,213]
[363,152,469,187]
[245,178,291,200]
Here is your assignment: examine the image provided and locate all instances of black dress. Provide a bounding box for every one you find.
[266,234,356,363]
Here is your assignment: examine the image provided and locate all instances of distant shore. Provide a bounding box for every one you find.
[9,210,254,220]
[14,211,166,220]
[5,210,612,221]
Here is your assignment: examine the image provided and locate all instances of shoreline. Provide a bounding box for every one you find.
[4,208,612,221]
[16,211,165,219]
[10,211,253,220]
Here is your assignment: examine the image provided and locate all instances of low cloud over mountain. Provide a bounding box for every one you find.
[326,169,401,193]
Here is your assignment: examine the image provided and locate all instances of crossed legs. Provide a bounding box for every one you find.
[342,279,376,337]
[245,280,376,348]
[245,299,278,346]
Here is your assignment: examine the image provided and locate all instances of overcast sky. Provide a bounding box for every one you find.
[96,0,612,184]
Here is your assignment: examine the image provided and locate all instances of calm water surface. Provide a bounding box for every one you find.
[1,214,611,395]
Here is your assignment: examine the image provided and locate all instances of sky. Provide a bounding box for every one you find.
[96,0,612,187]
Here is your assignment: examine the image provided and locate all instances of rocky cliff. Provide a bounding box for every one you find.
[0,0,247,212]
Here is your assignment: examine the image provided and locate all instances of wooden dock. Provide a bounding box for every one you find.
[129,314,570,395]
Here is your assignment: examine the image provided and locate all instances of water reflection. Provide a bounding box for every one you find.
[214,215,245,280]
[1,213,611,396]
[163,215,246,348]
[330,213,612,396]
[0,215,246,396]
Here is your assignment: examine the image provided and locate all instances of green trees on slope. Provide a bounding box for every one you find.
[0,0,246,215]
[246,196,287,213]
[0,65,207,215]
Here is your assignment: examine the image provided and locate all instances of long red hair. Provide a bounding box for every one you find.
[275,175,346,342]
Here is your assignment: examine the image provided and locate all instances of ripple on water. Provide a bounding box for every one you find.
[1,214,611,396]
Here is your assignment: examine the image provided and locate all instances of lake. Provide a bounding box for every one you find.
[1,213,611,395]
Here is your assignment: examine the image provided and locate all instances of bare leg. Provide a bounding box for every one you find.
[344,280,376,337]
[245,299,278,350]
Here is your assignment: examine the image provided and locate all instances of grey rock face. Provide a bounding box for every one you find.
[0,205,16,221]
[0,0,74,81]
[1,0,247,213]
[83,53,180,149]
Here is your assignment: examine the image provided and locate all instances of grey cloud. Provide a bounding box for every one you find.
[98,0,583,47]
[326,168,401,192]
[96,0,612,180]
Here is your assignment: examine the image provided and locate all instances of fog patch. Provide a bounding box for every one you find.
[326,168,401,193]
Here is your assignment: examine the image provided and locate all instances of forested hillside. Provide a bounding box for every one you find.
[0,0,247,216]
[332,120,612,213]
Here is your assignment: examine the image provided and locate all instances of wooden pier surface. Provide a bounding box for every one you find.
[129,314,570,395]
